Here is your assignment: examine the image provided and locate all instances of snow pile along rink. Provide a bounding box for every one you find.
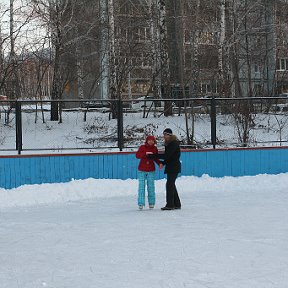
[0,173,288,209]
[0,178,140,208]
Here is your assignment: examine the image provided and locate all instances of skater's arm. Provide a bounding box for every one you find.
[148,142,178,164]
[147,152,163,160]
[136,146,147,159]
[153,147,162,166]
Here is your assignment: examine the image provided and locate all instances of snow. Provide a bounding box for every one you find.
[1,173,288,287]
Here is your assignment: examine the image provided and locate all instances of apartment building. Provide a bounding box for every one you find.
[61,0,288,100]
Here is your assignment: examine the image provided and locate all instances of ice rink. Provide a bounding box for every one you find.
[1,174,288,288]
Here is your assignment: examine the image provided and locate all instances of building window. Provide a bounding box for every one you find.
[119,4,129,15]
[142,54,151,68]
[200,83,212,94]
[200,81,219,95]
[199,31,215,45]
[278,58,288,71]
[253,84,262,96]
[254,64,260,78]
[133,27,149,42]
[116,27,128,42]
[184,30,191,44]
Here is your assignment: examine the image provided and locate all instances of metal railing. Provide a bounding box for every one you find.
[0,96,288,154]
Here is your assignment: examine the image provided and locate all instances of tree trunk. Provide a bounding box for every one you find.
[100,0,109,100]
[159,0,171,116]
[75,27,84,100]
[49,2,62,121]
[227,0,242,98]
[219,0,231,96]
[9,0,20,102]
[51,44,60,121]
[150,0,161,99]
[191,0,200,97]
[108,0,118,119]
[244,0,253,97]
[264,0,276,96]
[173,1,190,144]
[0,24,3,93]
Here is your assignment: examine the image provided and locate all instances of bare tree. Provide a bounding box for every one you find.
[0,0,33,100]
[107,0,118,118]
[28,0,76,120]
[9,0,20,100]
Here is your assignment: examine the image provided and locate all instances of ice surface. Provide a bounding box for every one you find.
[1,174,288,287]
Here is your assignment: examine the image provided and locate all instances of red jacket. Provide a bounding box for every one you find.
[136,142,161,172]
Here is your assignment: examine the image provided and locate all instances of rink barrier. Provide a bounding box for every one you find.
[0,146,288,189]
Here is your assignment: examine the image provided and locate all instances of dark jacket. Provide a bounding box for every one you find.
[152,135,181,174]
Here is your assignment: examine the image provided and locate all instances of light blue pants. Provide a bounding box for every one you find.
[138,171,155,206]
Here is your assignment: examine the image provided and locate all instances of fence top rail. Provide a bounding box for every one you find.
[1,145,288,159]
[0,96,287,104]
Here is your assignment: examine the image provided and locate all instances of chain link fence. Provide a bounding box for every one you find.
[0,97,288,154]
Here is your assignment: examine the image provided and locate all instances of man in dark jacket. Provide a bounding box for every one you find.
[148,128,181,210]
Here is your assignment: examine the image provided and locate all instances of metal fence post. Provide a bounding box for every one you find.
[210,96,217,149]
[117,99,124,151]
[15,101,23,154]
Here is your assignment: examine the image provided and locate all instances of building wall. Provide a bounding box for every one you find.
[59,0,288,100]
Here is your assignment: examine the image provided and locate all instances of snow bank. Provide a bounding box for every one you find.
[1,173,287,209]
[0,178,138,208]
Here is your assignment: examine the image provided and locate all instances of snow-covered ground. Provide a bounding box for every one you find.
[1,173,288,288]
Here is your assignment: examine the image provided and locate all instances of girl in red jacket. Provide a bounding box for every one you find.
[136,135,163,210]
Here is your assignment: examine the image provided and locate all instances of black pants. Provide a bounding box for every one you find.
[166,173,181,208]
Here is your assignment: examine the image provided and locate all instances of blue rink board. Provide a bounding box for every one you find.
[0,147,288,189]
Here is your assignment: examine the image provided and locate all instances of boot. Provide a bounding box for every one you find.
[161,206,174,210]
